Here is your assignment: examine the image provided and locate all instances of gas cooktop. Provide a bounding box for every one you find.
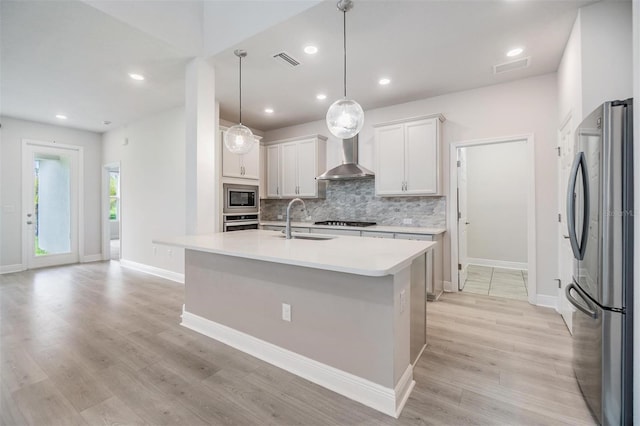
[314,220,377,228]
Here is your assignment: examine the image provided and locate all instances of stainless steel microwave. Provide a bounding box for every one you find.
[223,184,259,214]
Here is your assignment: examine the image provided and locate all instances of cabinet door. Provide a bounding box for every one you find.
[280,142,298,197]
[241,139,260,180]
[266,145,281,198]
[313,228,361,237]
[405,118,438,195]
[375,124,405,196]
[361,231,394,239]
[394,233,434,241]
[296,139,318,197]
[259,145,266,199]
[222,130,243,178]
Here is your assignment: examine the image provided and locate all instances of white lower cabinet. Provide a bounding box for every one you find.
[260,224,444,300]
[395,233,443,300]
[361,231,394,239]
[313,228,361,237]
[264,135,327,199]
[262,225,310,233]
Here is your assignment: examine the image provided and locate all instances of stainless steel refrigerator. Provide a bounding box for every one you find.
[566,98,633,425]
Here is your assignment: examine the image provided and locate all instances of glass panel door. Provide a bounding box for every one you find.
[23,143,79,268]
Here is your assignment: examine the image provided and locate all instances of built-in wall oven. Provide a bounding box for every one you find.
[223,184,259,232]
[223,213,259,232]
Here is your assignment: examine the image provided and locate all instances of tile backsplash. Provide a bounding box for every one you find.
[260,179,446,228]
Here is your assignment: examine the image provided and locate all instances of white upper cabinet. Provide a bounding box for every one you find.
[264,135,327,199]
[221,127,261,180]
[374,114,444,196]
[266,145,281,198]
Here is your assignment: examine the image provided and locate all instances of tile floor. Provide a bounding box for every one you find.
[462,264,528,301]
[110,239,120,260]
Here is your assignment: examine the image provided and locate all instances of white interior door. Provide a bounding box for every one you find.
[22,142,80,269]
[457,147,469,289]
[558,119,575,332]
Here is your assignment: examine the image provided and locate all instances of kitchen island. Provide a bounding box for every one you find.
[154,230,434,417]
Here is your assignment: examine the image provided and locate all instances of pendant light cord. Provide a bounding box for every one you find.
[239,54,243,124]
[343,9,347,98]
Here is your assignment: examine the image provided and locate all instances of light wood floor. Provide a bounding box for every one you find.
[1,262,596,425]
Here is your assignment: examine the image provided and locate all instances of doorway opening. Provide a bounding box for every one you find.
[102,163,121,261]
[22,140,83,269]
[449,134,536,304]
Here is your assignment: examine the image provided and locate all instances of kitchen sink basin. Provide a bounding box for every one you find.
[276,233,336,241]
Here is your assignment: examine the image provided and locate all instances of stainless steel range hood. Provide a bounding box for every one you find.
[316,135,374,180]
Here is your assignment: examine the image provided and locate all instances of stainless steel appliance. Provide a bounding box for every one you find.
[565,99,633,425]
[223,214,259,232]
[316,135,374,180]
[223,183,258,214]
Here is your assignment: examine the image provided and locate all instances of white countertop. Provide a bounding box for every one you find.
[154,230,435,277]
[260,221,446,235]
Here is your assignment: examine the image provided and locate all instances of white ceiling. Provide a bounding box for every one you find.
[1,0,593,134]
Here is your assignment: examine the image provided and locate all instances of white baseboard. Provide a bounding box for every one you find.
[443,280,454,292]
[181,309,413,418]
[120,259,184,284]
[81,254,103,263]
[467,257,528,270]
[0,264,26,274]
[536,295,558,310]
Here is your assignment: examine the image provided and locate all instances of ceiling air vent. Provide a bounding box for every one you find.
[273,51,301,67]
[493,57,530,74]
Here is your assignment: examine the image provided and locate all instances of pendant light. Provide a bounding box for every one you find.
[326,0,364,139]
[224,49,255,155]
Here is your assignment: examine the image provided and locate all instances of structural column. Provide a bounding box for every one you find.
[185,57,219,234]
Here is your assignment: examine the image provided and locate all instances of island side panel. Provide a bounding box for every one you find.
[184,249,403,388]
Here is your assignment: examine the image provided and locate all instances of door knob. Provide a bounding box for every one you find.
[27,213,32,217]
[465,222,470,225]
[26,221,33,225]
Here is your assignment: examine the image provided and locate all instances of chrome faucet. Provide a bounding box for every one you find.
[285,198,306,239]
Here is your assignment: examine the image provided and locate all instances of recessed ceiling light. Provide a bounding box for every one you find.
[264,108,274,114]
[316,93,327,100]
[506,47,524,57]
[129,73,145,81]
[304,45,318,55]
[378,78,391,85]
[55,114,67,120]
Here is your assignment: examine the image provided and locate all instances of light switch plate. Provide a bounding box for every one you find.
[282,303,291,322]
[403,218,412,225]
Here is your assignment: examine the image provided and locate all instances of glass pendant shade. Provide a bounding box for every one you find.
[224,124,254,155]
[326,98,364,139]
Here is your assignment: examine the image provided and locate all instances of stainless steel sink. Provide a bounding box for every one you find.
[276,233,336,241]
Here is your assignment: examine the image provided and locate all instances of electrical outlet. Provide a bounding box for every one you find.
[400,290,406,313]
[277,214,283,220]
[403,218,412,225]
[282,303,291,322]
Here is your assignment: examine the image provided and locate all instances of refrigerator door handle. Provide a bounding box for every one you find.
[566,152,590,260]
[566,282,598,319]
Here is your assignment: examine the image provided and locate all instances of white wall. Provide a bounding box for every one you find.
[264,73,558,297]
[102,106,186,274]
[0,116,102,268]
[580,0,633,116]
[465,141,528,265]
[557,10,582,126]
